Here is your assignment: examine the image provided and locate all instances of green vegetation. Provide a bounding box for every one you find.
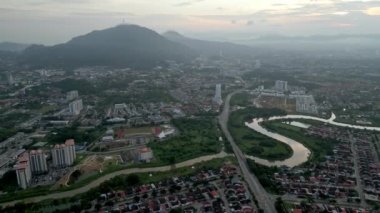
[0,185,51,204]
[275,197,287,213]
[137,157,236,184]
[46,125,106,145]
[16,101,58,114]
[0,128,16,142]
[49,79,97,95]
[262,121,339,163]
[246,159,283,194]
[0,142,227,205]
[68,170,82,185]
[1,157,235,212]
[0,170,18,192]
[228,107,292,160]
[149,117,222,164]
[100,89,174,106]
[0,112,31,129]
[230,92,251,106]
[123,126,154,134]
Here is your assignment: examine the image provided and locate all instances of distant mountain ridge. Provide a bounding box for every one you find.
[0,42,30,52]
[21,25,196,69]
[250,34,380,42]
[163,31,255,58]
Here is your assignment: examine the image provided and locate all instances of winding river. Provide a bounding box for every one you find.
[244,113,380,167]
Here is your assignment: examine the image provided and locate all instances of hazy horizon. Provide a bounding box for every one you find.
[1,0,380,45]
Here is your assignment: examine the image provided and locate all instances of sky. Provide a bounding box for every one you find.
[0,0,380,44]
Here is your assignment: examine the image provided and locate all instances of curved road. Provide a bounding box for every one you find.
[0,152,229,207]
[219,91,277,213]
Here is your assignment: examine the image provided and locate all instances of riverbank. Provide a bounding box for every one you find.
[228,107,293,161]
[0,151,231,207]
[245,112,380,168]
[262,121,339,164]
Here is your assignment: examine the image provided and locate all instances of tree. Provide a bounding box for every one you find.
[169,208,183,213]
[80,200,92,210]
[0,170,18,191]
[307,196,314,204]
[142,193,148,199]
[105,200,114,207]
[275,197,286,213]
[169,186,176,194]
[126,174,140,186]
[160,189,167,195]
[95,203,102,211]
[151,189,158,197]
[70,205,81,213]
[133,196,140,203]
[52,199,60,206]
[168,156,176,165]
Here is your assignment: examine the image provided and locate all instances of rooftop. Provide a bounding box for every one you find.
[65,139,75,146]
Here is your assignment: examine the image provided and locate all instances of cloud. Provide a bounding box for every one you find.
[70,11,135,17]
[331,22,354,28]
[365,7,380,16]
[332,11,349,16]
[246,20,254,26]
[174,0,204,7]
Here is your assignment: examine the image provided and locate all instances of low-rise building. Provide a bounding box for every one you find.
[136,147,153,163]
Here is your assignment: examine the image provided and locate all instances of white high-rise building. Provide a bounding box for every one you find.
[64,139,76,166]
[52,139,76,168]
[295,95,318,114]
[52,144,65,168]
[66,90,79,101]
[29,150,48,175]
[275,80,288,92]
[7,72,14,85]
[213,84,223,105]
[69,99,83,115]
[14,153,32,189]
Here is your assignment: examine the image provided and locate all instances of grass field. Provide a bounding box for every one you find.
[257,96,296,113]
[230,92,252,106]
[149,117,222,165]
[38,104,58,114]
[124,126,153,135]
[228,107,293,161]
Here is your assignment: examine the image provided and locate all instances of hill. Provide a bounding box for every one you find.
[163,31,255,58]
[21,25,196,69]
[0,42,30,52]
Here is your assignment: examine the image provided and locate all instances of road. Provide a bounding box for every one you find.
[281,195,366,209]
[0,152,229,207]
[218,91,277,213]
[350,134,367,207]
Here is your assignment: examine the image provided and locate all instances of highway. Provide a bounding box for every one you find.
[218,91,277,213]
